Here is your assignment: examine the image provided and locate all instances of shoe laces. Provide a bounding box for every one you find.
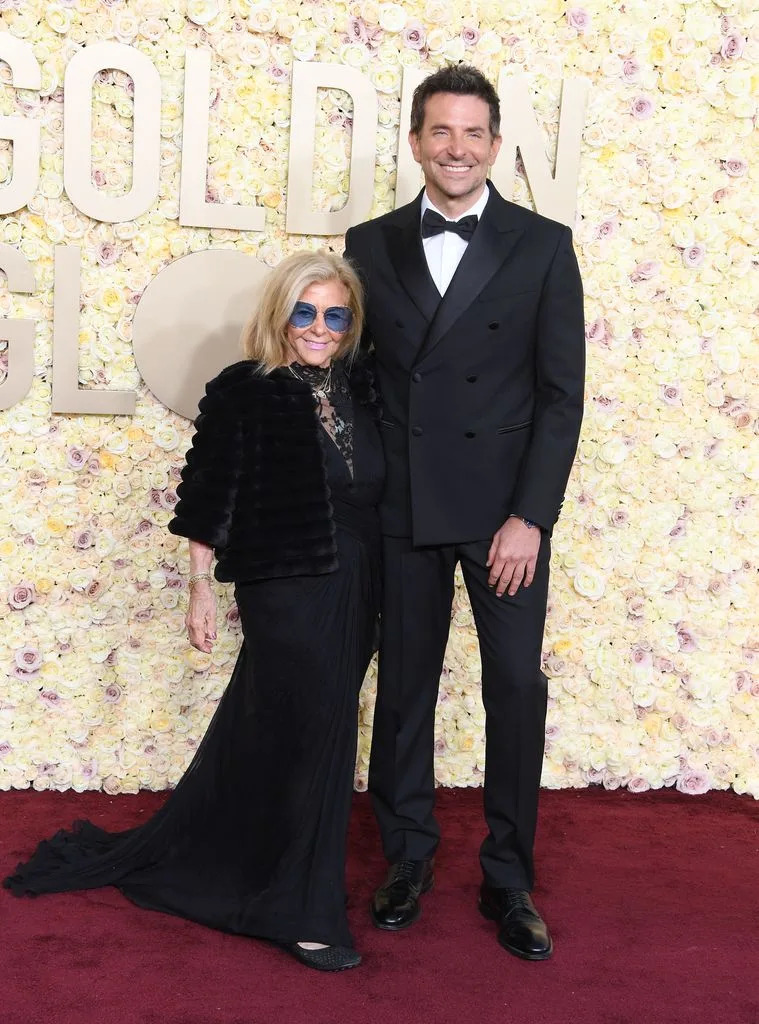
[386,859,423,893]
[503,888,534,914]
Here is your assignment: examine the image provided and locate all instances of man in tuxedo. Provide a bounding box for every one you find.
[344,65,584,960]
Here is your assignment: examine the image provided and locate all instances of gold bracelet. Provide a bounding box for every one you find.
[188,571,213,588]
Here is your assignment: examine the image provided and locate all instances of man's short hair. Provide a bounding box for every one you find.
[410,64,501,138]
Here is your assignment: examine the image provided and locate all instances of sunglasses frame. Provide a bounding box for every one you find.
[288,301,353,334]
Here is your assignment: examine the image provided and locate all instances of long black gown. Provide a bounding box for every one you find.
[4,379,383,949]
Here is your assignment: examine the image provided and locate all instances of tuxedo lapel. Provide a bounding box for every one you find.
[383,193,441,325]
[413,186,524,366]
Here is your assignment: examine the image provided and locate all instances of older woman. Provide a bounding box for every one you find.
[5,252,383,973]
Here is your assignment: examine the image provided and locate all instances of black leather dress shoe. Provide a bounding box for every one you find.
[478,883,553,960]
[370,859,434,930]
[283,944,362,972]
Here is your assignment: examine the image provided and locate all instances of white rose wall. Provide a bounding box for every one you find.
[0,0,757,798]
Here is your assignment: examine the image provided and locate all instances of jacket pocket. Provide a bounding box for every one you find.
[380,419,397,429]
[496,419,533,434]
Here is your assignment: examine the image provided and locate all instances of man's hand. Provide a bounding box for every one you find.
[486,517,542,597]
[186,581,217,652]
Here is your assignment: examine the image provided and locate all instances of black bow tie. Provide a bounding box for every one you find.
[421,209,478,241]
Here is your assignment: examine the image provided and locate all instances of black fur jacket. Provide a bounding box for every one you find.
[168,357,379,582]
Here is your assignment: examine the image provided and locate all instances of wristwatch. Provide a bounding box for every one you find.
[509,515,537,529]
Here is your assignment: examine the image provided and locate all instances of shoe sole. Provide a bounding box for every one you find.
[478,899,553,961]
[370,876,434,931]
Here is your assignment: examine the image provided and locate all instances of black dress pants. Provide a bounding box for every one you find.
[369,533,551,890]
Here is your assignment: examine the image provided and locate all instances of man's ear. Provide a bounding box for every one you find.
[408,130,422,164]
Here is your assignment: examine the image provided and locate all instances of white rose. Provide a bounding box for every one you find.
[573,569,606,600]
[378,3,406,32]
[187,0,219,25]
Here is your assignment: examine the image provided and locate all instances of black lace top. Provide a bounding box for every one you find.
[289,361,354,476]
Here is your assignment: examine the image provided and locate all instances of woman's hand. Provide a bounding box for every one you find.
[186,581,217,652]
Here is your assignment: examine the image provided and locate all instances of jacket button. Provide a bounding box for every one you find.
[412,372,422,382]
[465,431,476,438]
[411,426,423,437]
[466,374,478,383]
[488,321,499,330]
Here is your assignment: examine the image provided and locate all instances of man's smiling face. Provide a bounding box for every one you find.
[409,91,502,218]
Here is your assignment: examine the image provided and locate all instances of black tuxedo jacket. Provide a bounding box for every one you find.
[344,182,585,545]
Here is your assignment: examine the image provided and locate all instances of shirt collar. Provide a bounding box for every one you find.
[420,184,490,224]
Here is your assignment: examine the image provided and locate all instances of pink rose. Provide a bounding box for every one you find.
[627,776,650,794]
[73,529,95,550]
[676,624,698,653]
[712,187,731,202]
[734,672,753,693]
[159,489,179,511]
[676,770,711,795]
[402,20,425,49]
[461,25,480,47]
[721,33,745,59]
[723,157,748,177]
[8,582,35,610]
[103,684,122,704]
[632,647,652,668]
[566,7,591,33]
[626,595,645,617]
[622,57,640,80]
[347,15,368,44]
[585,317,612,344]
[682,244,705,268]
[268,65,289,83]
[225,604,242,630]
[96,242,120,266]
[660,383,682,406]
[39,690,64,711]
[66,446,88,470]
[630,259,660,282]
[86,580,104,599]
[597,219,618,239]
[671,713,689,732]
[669,517,687,538]
[0,741,12,759]
[135,520,153,535]
[14,646,42,673]
[631,96,654,119]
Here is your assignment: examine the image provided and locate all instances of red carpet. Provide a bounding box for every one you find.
[1,787,757,1024]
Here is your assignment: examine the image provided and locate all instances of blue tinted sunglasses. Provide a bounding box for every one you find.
[288,301,353,333]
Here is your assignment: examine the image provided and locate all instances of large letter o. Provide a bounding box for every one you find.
[132,250,271,419]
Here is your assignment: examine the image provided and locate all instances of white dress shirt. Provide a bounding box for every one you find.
[420,187,490,296]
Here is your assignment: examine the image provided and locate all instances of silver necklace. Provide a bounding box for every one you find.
[288,362,333,401]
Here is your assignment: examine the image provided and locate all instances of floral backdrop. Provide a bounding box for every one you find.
[0,0,757,798]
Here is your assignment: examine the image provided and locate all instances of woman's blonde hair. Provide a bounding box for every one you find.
[241,251,365,372]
